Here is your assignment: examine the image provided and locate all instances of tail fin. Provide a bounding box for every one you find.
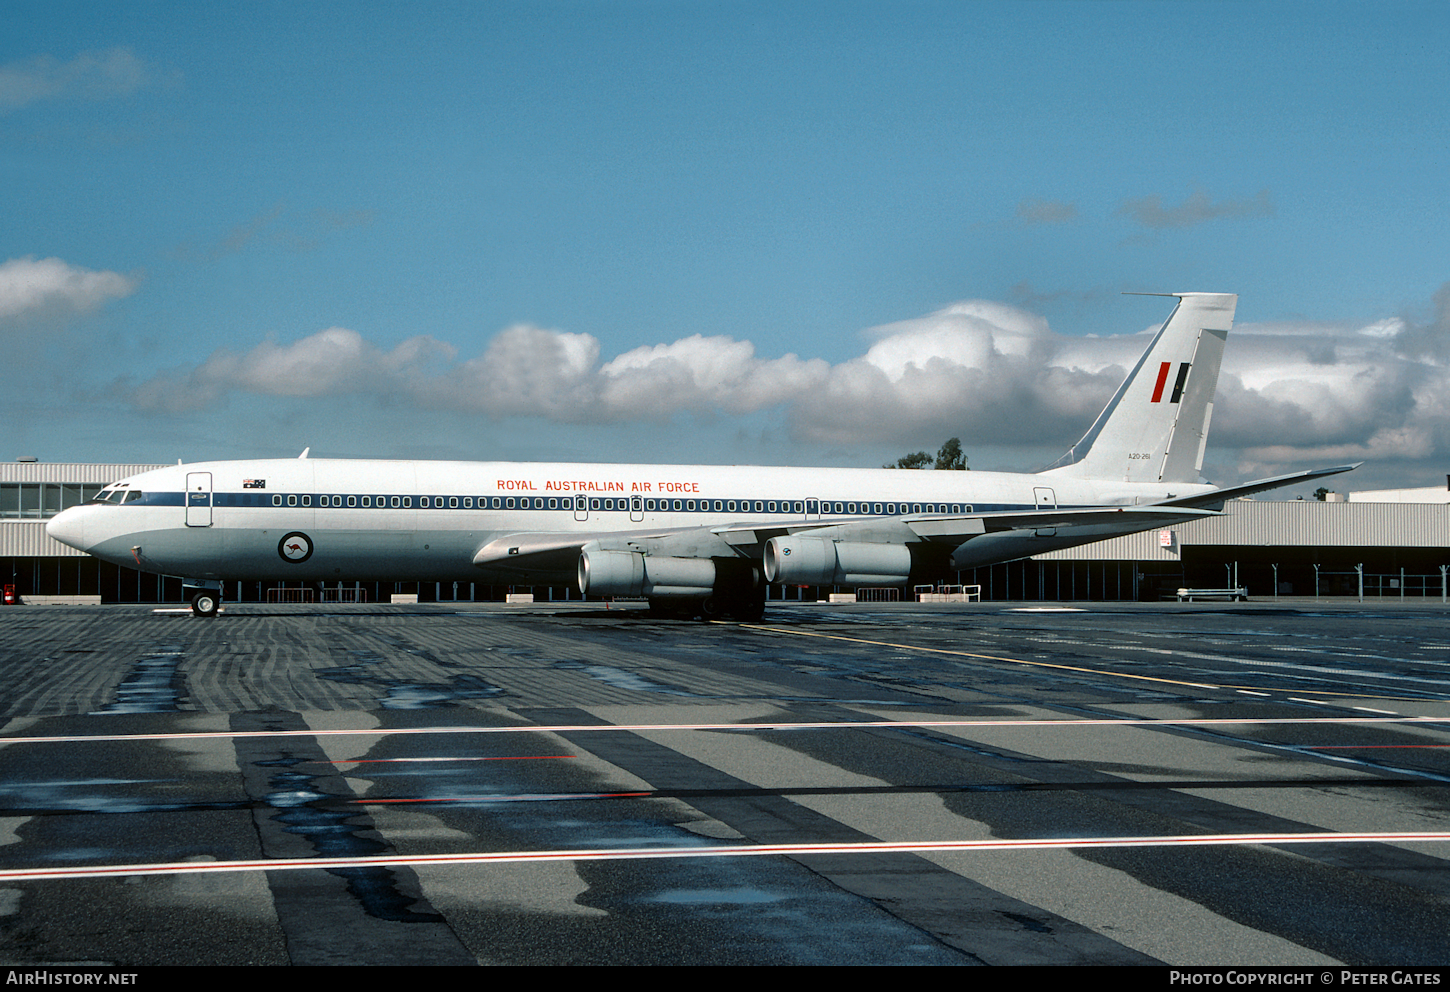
[1043,292,1236,484]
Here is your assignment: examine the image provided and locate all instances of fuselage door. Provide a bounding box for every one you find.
[574,494,588,522]
[630,495,644,522]
[185,472,213,527]
[1033,486,1057,509]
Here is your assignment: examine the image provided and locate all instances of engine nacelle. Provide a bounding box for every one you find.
[763,537,912,586]
[578,551,717,598]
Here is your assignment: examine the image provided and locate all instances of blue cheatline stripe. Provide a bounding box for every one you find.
[137,492,1034,515]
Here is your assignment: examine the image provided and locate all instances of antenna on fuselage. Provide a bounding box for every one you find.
[298,447,310,459]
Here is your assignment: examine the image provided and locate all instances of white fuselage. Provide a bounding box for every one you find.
[46,457,1213,586]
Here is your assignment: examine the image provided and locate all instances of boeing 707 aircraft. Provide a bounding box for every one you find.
[46,293,1353,617]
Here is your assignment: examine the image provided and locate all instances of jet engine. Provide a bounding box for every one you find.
[763,536,911,586]
[578,551,717,598]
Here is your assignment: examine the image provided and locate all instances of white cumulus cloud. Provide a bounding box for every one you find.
[107,282,1450,482]
[0,256,136,321]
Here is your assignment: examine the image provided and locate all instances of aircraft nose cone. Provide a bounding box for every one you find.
[46,507,87,551]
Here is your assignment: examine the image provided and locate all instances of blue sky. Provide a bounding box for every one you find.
[4,0,1449,492]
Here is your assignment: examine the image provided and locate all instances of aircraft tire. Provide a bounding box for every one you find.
[190,590,219,618]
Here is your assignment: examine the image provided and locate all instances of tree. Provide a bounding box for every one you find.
[884,438,969,470]
[935,437,968,471]
[1313,487,1330,501]
[885,451,933,469]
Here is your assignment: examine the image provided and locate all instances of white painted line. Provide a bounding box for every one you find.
[4,716,1450,747]
[1289,697,1332,705]
[1352,706,1401,715]
[1236,690,1270,697]
[4,831,1447,882]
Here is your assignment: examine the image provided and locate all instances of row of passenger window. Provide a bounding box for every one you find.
[226,493,973,515]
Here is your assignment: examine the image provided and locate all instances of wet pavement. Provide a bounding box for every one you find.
[0,599,1448,965]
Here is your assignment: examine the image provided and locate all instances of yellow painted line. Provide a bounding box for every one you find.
[738,623,1433,701]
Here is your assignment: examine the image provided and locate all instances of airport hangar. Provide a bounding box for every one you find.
[4,458,1450,605]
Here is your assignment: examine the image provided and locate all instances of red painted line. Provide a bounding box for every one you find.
[358,791,653,804]
[3,716,1450,747]
[3,831,1447,882]
[1150,361,1172,402]
[304,755,576,764]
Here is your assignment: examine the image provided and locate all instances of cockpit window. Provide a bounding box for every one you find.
[88,485,138,505]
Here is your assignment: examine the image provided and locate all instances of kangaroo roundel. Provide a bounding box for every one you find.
[278,532,313,564]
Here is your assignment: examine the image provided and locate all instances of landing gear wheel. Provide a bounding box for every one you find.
[700,595,727,620]
[190,590,219,617]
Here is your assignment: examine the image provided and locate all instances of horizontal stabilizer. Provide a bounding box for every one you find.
[1156,464,1360,511]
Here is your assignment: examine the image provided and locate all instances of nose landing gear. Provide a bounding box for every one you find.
[184,580,222,617]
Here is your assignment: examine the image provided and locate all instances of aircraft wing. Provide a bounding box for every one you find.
[473,533,594,570]
[476,504,1225,570]
[900,505,1220,542]
[1154,464,1360,511]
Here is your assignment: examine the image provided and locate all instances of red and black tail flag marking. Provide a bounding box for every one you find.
[1150,362,1191,403]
